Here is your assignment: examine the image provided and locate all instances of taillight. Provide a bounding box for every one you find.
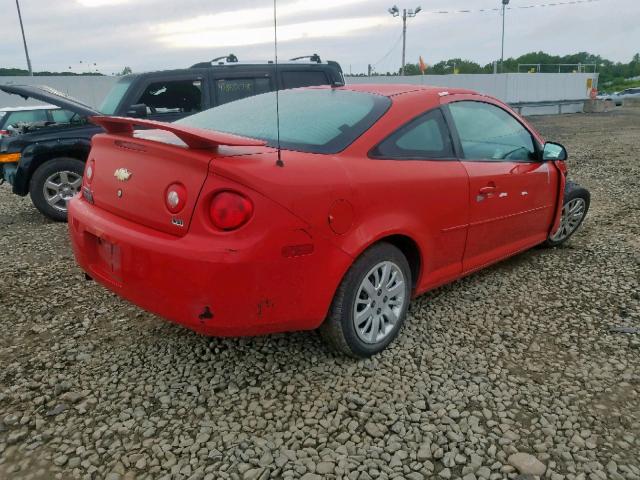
[209,191,253,231]
[0,130,9,137]
[85,159,95,183]
[165,183,187,213]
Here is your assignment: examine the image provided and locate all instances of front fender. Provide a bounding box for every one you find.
[13,138,91,196]
[549,160,568,235]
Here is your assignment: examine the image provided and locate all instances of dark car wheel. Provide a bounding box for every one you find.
[544,181,590,247]
[320,242,412,358]
[29,157,85,222]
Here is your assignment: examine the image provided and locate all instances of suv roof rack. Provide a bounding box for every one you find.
[190,54,239,68]
[289,54,322,64]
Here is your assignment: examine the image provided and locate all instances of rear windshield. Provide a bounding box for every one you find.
[176,89,390,154]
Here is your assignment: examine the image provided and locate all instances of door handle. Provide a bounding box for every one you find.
[479,185,496,195]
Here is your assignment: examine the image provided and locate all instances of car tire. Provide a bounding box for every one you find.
[29,157,85,222]
[319,242,412,358]
[543,180,590,247]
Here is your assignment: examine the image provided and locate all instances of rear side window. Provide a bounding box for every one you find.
[4,109,48,126]
[215,77,271,105]
[448,101,535,161]
[281,71,329,89]
[177,89,390,154]
[371,109,454,159]
[134,79,203,115]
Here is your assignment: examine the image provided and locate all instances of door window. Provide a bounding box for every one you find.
[281,71,329,89]
[449,101,536,161]
[5,109,48,127]
[215,77,270,105]
[134,79,203,115]
[371,108,454,159]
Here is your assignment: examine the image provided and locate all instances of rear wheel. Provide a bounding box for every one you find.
[29,157,85,222]
[319,242,412,358]
[544,181,590,247]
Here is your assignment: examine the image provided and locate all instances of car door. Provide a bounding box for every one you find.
[443,98,557,272]
[364,107,469,289]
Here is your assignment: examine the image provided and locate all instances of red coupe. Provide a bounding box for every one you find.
[68,85,590,357]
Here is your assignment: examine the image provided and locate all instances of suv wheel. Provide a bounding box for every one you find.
[30,157,85,222]
[319,242,412,358]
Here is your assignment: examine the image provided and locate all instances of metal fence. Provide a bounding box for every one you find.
[1,73,598,115]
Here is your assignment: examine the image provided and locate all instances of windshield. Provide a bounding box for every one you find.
[99,77,134,115]
[176,88,390,154]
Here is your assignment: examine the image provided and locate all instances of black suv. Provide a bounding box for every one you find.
[0,55,343,221]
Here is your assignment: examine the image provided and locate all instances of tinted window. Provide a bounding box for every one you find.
[372,109,454,159]
[281,71,329,89]
[134,79,203,115]
[449,101,535,161]
[177,89,390,154]
[216,77,270,105]
[5,109,48,127]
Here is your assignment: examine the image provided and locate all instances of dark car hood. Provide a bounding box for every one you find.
[0,84,100,117]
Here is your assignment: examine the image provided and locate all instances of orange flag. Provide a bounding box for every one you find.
[419,56,427,74]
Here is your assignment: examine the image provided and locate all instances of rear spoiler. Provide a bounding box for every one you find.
[89,116,266,149]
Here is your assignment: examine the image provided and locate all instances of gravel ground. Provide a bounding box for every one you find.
[0,107,639,480]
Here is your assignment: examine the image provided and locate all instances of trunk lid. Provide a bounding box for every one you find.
[86,116,267,236]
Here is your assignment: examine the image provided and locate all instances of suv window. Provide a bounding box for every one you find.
[5,109,48,127]
[281,71,329,89]
[448,101,536,161]
[216,77,270,105]
[371,108,454,159]
[134,79,203,115]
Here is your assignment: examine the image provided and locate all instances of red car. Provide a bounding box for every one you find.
[68,85,590,357]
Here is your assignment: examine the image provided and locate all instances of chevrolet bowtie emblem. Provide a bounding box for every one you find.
[114,168,132,182]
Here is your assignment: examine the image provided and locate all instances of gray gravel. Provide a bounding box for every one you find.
[1,107,639,480]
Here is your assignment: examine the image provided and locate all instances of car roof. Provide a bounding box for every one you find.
[0,105,58,112]
[311,83,477,97]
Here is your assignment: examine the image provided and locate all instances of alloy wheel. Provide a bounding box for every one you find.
[550,197,586,242]
[42,170,82,212]
[353,260,406,344]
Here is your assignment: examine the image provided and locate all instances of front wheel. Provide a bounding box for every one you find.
[29,157,85,222]
[544,180,590,247]
[319,242,412,358]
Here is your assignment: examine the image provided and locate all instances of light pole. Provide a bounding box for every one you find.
[500,0,510,73]
[15,0,33,76]
[388,5,422,76]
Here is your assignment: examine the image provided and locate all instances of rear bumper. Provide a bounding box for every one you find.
[68,196,351,337]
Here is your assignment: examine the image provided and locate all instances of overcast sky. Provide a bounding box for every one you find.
[1,0,637,75]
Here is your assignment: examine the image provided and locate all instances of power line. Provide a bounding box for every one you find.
[372,31,404,68]
[421,0,601,15]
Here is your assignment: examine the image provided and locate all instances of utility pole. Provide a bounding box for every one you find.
[500,0,510,73]
[15,0,33,76]
[388,5,421,76]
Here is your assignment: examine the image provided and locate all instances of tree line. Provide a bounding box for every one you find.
[354,51,640,87]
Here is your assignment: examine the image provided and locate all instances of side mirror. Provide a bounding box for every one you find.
[542,142,567,161]
[126,103,148,118]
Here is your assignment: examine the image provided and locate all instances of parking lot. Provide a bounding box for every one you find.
[0,107,639,480]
